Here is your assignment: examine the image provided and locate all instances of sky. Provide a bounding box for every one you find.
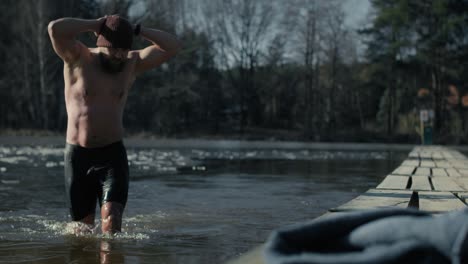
[127,0,373,61]
[343,0,372,30]
[129,0,373,29]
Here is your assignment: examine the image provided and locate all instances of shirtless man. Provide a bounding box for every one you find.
[48,15,181,234]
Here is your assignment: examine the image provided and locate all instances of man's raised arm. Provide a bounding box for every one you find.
[48,17,104,63]
[134,27,182,74]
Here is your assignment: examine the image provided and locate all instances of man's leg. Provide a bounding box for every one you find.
[71,214,96,235]
[80,214,95,225]
[64,143,97,235]
[98,141,129,234]
[101,202,124,234]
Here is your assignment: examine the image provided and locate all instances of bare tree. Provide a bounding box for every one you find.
[8,0,62,129]
[293,0,326,139]
[292,0,350,139]
[2,0,100,130]
[200,0,275,133]
[322,0,347,136]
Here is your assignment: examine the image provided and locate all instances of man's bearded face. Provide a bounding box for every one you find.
[99,48,129,74]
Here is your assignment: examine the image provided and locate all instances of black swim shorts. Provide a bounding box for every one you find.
[64,141,129,221]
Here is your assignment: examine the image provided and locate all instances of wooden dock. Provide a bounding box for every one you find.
[226,146,468,264]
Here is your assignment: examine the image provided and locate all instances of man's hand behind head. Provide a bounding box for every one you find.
[94,16,108,37]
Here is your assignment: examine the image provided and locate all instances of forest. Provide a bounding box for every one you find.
[0,0,467,144]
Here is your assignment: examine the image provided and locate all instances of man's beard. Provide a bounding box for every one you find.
[99,53,126,74]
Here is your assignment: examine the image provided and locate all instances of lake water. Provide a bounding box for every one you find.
[0,141,409,263]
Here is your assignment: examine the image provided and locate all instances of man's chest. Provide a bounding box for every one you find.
[69,65,134,99]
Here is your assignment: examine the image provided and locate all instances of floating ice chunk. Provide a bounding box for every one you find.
[192,166,206,171]
[1,179,20,185]
[0,156,29,164]
[282,153,296,160]
[45,162,58,168]
[246,151,257,158]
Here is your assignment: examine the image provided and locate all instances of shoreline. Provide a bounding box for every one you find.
[1,135,467,151]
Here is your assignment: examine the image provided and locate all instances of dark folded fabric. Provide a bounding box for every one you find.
[264,208,468,264]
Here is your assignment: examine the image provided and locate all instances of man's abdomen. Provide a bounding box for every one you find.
[66,104,124,148]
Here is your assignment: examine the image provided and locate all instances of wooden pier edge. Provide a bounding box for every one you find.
[226,146,468,264]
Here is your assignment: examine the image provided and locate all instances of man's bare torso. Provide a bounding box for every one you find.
[64,48,137,148]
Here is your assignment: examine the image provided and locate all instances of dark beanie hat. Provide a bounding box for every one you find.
[96,15,133,49]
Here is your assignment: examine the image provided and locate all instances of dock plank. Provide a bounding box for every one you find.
[451,162,468,170]
[431,177,465,192]
[434,161,452,168]
[376,175,409,190]
[414,167,431,176]
[227,245,264,264]
[411,176,432,191]
[452,152,467,159]
[452,178,468,191]
[401,160,419,167]
[458,169,468,177]
[392,166,415,176]
[420,152,433,159]
[446,168,462,177]
[431,168,448,177]
[442,152,455,159]
[418,191,466,213]
[456,192,468,204]
[330,189,412,212]
[420,160,436,167]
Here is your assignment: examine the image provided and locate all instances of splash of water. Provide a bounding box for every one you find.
[42,219,151,240]
[0,214,152,241]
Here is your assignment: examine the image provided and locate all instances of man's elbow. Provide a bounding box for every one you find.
[48,18,67,38]
[47,20,58,38]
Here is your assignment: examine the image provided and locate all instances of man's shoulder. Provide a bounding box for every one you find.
[64,47,95,69]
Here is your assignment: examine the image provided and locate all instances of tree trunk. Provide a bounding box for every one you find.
[432,67,442,140]
[355,88,365,129]
[23,38,36,126]
[328,45,338,137]
[37,0,49,129]
[303,6,317,139]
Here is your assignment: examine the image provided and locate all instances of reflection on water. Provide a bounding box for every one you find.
[0,143,408,263]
